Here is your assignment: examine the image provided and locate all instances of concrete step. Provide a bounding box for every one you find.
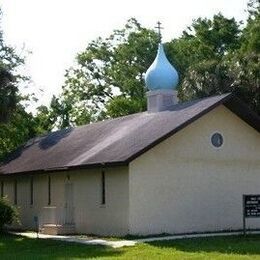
[40,224,76,235]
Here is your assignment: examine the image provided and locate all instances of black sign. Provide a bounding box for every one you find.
[244,195,260,218]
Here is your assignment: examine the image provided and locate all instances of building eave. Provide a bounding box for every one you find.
[0,161,128,177]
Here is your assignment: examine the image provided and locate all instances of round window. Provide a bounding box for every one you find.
[211,133,223,148]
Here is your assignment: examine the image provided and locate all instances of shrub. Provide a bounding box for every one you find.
[0,197,19,230]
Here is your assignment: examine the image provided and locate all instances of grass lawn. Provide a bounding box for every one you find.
[1,233,260,259]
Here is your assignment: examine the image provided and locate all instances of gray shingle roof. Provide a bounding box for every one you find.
[1,93,259,175]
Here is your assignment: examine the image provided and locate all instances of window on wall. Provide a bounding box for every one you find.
[14,180,17,205]
[1,181,3,198]
[101,171,106,205]
[48,175,51,205]
[30,177,34,205]
[211,132,224,148]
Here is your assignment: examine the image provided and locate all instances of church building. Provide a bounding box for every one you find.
[0,40,259,236]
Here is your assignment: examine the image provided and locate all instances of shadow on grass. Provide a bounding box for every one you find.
[147,235,260,255]
[0,233,123,259]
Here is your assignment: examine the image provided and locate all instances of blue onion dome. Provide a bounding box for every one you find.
[145,43,179,90]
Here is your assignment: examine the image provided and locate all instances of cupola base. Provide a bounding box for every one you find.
[147,89,178,113]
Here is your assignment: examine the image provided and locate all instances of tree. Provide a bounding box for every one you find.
[227,0,260,114]
[247,0,260,19]
[0,9,39,161]
[34,95,72,131]
[0,197,19,231]
[170,9,259,114]
[0,67,16,123]
[0,106,38,161]
[61,18,158,125]
[0,9,25,123]
[167,14,242,100]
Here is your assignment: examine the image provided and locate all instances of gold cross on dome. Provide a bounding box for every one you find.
[155,21,164,42]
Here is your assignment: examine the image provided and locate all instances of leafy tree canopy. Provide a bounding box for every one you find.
[0,9,40,161]
[59,18,159,126]
[174,2,260,114]
[56,5,258,129]
[0,9,25,123]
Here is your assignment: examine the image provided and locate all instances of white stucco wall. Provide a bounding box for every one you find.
[1,105,259,236]
[1,166,129,235]
[72,167,129,235]
[1,175,50,230]
[129,105,260,235]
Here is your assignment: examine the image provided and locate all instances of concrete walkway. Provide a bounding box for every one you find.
[10,230,260,248]
[10,232,137,248]
[137,230,260,243]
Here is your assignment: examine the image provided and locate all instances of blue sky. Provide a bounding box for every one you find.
[1,0,249,108]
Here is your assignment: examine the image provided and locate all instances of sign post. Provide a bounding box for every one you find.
[243,194,260,235]
[243,195,246,236]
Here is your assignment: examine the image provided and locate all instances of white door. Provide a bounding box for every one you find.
[64,183,74,224]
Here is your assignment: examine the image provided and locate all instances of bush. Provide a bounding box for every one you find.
[0,197,19,230]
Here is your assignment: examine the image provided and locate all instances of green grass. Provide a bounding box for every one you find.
[1,233,260,259]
